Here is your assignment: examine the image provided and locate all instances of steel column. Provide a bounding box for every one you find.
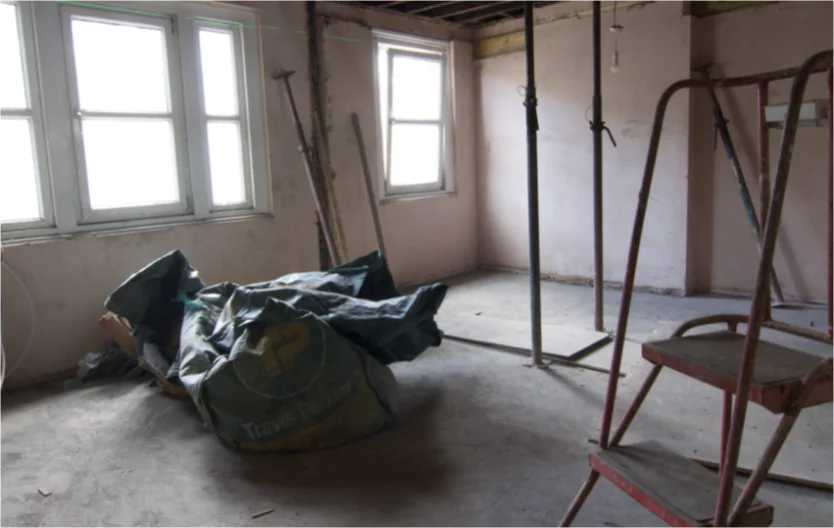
[592,2,605,332]
[524,2,543,366]
[828,69,834,337]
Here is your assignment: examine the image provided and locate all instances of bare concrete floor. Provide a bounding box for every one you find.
[2,271,832,526]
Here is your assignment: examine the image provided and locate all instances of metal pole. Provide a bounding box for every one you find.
[828,69,834,337]
[307,1,349,265]
[700,69,786,305]
[350,112,387,257]
[524,2,543,366]
[273,70,339,266]
[592,1,604,332]
[757,81,773,320]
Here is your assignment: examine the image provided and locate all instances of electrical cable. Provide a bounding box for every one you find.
[1,261,36,388]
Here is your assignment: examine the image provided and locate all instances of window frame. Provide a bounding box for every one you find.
[372,30,454,200]
[60,6,192,224]
[1,0,270,242]
[195,23,255,212]
[1,0,54,230]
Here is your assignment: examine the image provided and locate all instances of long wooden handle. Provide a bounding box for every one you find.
[351,113,387,257]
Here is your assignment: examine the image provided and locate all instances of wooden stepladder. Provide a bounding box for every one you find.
[560,50,834,527]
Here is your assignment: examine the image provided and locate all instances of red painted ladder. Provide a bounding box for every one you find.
[560,51,834,527]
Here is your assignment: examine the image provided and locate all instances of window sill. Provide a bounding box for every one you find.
[380,189,457,205]
[1,212,274,247]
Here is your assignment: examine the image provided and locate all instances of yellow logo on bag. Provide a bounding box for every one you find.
[260,322,311,375]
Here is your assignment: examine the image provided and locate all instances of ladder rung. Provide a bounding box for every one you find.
[643,331,832,413]
[591,441,774,526]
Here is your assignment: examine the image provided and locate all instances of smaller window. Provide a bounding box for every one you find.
[374,31,453,198]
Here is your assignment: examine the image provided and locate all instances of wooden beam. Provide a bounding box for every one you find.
[407,1,459,16]
[473,1,652,59]
[437,1,514,20]
[465,5,524,24]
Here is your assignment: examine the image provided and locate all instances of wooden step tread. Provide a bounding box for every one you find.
[643,330,832,413]
[591,440,773,527]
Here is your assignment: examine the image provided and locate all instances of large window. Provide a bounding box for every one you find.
[0,1,268,239]
[373,31,453,198]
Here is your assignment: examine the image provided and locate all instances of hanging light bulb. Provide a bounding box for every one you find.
[609,2,623,73]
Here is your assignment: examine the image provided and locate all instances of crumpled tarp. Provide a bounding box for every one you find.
[104,250,447,451]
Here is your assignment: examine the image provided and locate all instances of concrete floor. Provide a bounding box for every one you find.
[2,271,832,526]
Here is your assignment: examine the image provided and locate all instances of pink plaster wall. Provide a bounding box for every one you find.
[0,2,477,390]
[687,1,832,302]
[475,1,692,291]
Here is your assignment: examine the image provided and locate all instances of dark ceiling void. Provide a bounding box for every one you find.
[340,1,560,28]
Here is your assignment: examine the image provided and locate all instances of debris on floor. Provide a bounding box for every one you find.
[102,249,447,451]
[37,488,51,498]
[75,341,141,382]
[251,508,274,519]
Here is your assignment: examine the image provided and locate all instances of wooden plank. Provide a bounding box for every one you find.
[693,457,834,492]
[437,313,610,359]
[592,441,772,526]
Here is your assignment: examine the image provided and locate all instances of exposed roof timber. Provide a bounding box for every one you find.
[437,1,514,20]
[406,1,460,16]
[465,4,526,24]
[337,1,561,28]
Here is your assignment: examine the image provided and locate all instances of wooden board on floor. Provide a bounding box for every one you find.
[437,313,610,359]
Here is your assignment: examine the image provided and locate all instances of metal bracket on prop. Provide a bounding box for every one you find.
[590,120,618,147]
[524,91,539,131]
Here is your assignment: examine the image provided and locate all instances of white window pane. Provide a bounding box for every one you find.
[207,121,246,206]
[71,18,169,113]
[1,3,28,109]
[389,123,440,187]
[391,53,442,120]
[0,118,41,222]
[199,29,238,117]
[81,118,179,209]
[377,44,390,176]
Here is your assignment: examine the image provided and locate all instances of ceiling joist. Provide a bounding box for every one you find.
[339,1,560,28]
